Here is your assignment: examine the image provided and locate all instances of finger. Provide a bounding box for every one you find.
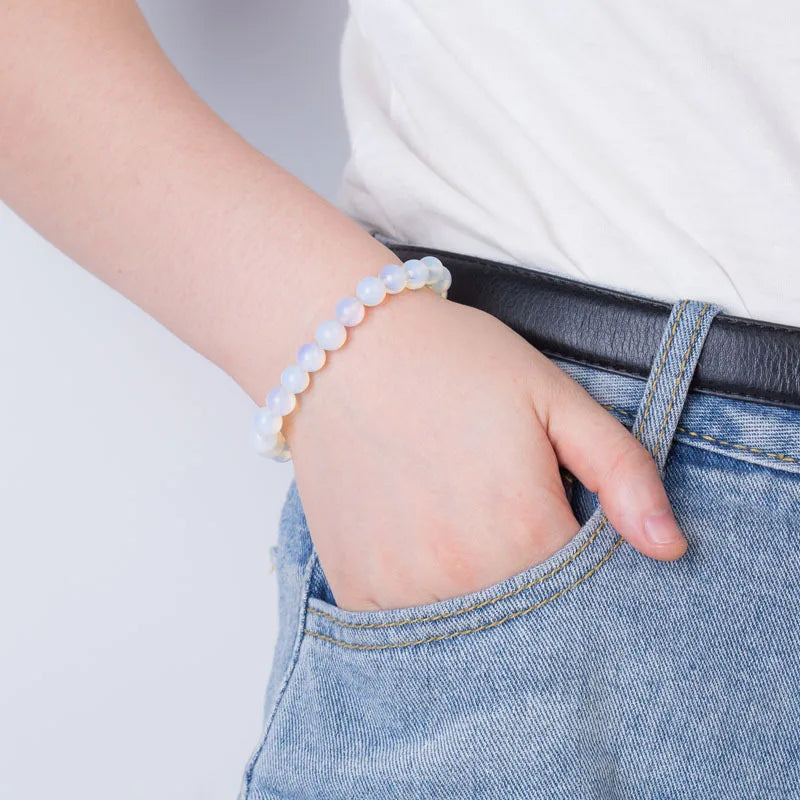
[532,359,687,561]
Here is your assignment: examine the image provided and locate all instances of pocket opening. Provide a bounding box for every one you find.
[303,497,622,651]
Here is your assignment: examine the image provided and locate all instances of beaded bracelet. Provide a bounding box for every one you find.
[251,256,452,461]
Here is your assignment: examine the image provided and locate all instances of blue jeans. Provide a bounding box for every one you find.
[240,300,800,799]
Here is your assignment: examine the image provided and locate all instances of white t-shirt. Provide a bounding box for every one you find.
[336,1,799,326]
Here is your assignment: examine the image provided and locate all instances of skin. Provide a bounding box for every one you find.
[0,0,687,612]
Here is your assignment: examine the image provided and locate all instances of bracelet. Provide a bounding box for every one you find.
[250,255,452,462]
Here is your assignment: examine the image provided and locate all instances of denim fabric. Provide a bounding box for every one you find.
[240,300,800,799]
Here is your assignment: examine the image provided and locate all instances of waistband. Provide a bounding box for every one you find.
[382,241,800,411]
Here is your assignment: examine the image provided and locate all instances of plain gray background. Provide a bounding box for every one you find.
[0,1,349,797]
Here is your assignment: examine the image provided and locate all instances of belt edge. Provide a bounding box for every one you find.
[386,241,800,412]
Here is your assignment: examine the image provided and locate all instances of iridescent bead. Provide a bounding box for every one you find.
[432,266,452,296]
[273,447,292,463]
[266,385,296,416]
[253,407,282,437]
[281,364,310,394]
[297,342,326,372]
[316,319,347,350]
[356,276,386,306]
[403,259,429,289]
[335,296,365,327]
[379,263,407,294]
[251,429,286,458]
[421,255,445,285]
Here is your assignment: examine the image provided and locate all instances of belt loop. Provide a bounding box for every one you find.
[632,300,722,473]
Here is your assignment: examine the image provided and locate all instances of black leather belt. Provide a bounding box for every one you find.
[385,242,800,410]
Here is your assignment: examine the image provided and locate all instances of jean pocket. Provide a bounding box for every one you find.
[303,500,623,652]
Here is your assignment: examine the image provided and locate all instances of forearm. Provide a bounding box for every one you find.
[0,0,396,402]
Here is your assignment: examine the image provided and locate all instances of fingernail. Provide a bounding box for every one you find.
[643,509,684,546]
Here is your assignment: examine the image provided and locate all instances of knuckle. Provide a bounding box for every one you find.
[603,438,655,486]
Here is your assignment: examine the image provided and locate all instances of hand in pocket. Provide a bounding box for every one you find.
[286,288,686,611]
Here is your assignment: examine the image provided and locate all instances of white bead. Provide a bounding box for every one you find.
[403,259,429,289]
[281,364,310,394]
[266,385,296,416]
[379,263,407,294]
[297,342,326,372]
[252,429,286,458]
[432,266,452,296]
[253,407,282,437]
[316,319,347,350]
[335,296,365,327]
[356,276,386,306]
[421,256,445,285]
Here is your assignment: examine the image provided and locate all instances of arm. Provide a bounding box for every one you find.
[0,0,391,401]
[0,0,688,611]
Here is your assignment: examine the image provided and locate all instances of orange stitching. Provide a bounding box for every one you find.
[652,304,711,458]
[603,405,798,464]
[308,519,609,629]
[635,300,688,439]
[676,429,798,463]
[304,538,624,651]
[606,405,642,418]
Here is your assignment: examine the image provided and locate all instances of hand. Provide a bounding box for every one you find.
[287,285,686,612]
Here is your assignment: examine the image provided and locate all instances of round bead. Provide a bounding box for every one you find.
[379,263,408,294]
[335,296,365,327]
[403,259,429,289]
[265,385,296,416]
[356,276,387,306]
[421,255,445,285]
[281,364,310,394]
[253,407,282,437]
[251,429,286,458]
[316,319,347,350]
[297,342,326,372]
[432,266,452,296]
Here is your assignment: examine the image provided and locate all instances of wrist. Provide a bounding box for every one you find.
[224,229,403,404]
[280,273,450,458]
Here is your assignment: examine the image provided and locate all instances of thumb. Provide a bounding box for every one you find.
[533,359,688,561]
